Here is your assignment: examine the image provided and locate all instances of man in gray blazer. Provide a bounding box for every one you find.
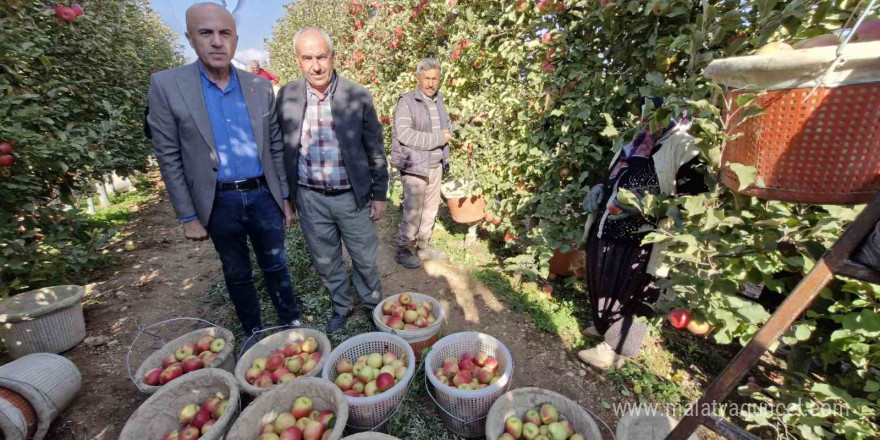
[276,28,388,333]
[147,3,300,339]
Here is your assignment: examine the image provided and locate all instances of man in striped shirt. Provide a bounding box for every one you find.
[390,58,452,268]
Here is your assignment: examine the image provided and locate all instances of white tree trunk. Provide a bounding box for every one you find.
[86,197,95,215]
[95,181,110,206]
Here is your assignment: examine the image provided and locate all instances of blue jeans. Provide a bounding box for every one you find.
[206,184,299,335]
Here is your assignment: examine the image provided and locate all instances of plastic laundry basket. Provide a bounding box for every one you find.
[130,323,235,394]
[485,387,603,440]
[0,353,81,440]
[0,285,85,359]
[321,332,415,432]
[119,369,240,440]
[424,332,514,438]
[0,388,35,440]
[225,377,348,440]
[234,327,332,397]
[372,293,445,360]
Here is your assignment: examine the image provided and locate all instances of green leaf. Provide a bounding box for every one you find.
[727,163,757,191]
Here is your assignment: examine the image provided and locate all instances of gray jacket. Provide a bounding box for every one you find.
[276,73,388,209]
[391,89,451,178]
[146,61,288,226]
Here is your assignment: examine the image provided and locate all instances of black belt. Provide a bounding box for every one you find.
[299,185,351,196]
[217,176,266,191]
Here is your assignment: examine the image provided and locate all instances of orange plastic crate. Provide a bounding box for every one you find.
[722,84,880,204]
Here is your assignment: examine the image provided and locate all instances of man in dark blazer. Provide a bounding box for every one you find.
[146,3,300,340]
[276,27,388,333]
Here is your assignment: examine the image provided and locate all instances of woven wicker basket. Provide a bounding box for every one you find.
[424,332,514,438]
[0,353,81,440]
[372,293,445,360]
[225,377,348,440]
[119,369,240,440]
[485,387,603,440]
[0,285,85,359]
[0,387,36,440]
[705,42,880,204]
[321,332,415,432]
[133,327,235,394]
[234,327,332,397]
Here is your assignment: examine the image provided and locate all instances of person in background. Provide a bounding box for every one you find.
[146,3,300,346]
[577,98,705,370]
[249,60,280,86]
[391,58,452,269]
[276,27,388,333]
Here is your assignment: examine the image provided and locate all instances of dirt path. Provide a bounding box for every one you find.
[42,184,627,439]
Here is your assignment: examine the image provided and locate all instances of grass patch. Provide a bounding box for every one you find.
[472,269,586,349]
[83,186,158,230]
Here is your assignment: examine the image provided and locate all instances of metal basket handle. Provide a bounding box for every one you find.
[236,323,310,359]
[423,369,513,425]
[125,316,230,392]
[580,404,616,440]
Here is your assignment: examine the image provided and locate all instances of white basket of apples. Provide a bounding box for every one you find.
[131,320,235,394]
[236,328,332,397]
[485,387,603,440]
[225,377,347,440]
[372,292,444,342]
[424,332,514,438]
[321,332,415,432]
[119,368,240,440]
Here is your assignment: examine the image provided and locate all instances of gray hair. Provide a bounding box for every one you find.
[416,58,442,77]
[293,27,334,56]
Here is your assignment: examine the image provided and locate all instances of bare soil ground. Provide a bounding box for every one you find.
[41,187,631,440]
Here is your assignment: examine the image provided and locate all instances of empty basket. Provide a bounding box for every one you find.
[0,285,86,358]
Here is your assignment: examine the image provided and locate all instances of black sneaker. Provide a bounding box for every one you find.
[327,312,351,333]
[395,248,422,269]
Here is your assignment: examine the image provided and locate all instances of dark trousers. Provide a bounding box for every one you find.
[206,184,299,335]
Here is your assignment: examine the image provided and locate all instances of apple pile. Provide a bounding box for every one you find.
[253,396,335,440]
[499,404,586,440]
[160,395,230,440]
[144,336,227,386]
[0,140,14,167]
[433,351,502,391]
[52,4,84,22]
[246,337,322,389]
[667,308,711,336]
[333,351,407,398]
[378,293,437,330]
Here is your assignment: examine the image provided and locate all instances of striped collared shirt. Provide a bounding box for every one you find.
[298,75,351,189]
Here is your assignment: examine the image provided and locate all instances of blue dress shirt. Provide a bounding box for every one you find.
[182,64,280,223]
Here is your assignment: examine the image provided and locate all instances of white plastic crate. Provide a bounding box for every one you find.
[321,332,415,432]
[424,332,514,438]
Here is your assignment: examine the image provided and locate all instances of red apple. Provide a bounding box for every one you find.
[317,410,335,429]
[687,319,711,335]
[190,409,211,429]
[381,301,395,315]
[0,142,11,155]
[159,365,183,384]
[452,370,472,386]
[459,358,475,373]
[201,419,215,435]
[179,426,200,440]
[55,6,76,21]
[541,33,554,44]
[144,368,162,386]
[182,356,204,373]
[515,0,528,12]
[175,343,195,361]
[161,354,178,368]
[474,352,488,367]
[292,396,313,419]
[266,353,285,372]
[541,60,556,73]
[71,4,84,16]
[387,316,404,330]
[399,293,412,305]
[246,367,262,384]
[542,284,553,295]
[179,403,200,424]
[202,396,221,414]
[343,389,359,397]
[301,337,318,353]
[195,335,214,353]
[668,308,692,329]
[376,372,395,392]
[213,399,229,419]
[255,375,274,388]
[162,430,179,440]
[280,427,303,440]
[302,420,324,440]
[484,356,499,372]
[271,366,290,383]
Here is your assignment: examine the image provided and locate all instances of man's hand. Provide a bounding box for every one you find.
[283,200,296,228]
[182,220,209,241]
[443,130,451,144]
[370,200,386,222]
